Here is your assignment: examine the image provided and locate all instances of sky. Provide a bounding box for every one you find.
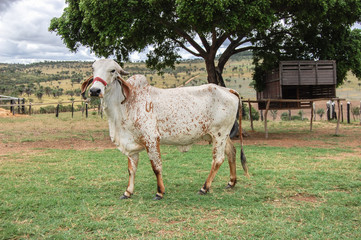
[0,0,99,63]
[0,0,177,64]
[0,0,210,64]
[0,0,360,64]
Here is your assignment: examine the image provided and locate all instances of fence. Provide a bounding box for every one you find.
[0,95,26,115]
[0,98,102,118]
[244,98,361,138]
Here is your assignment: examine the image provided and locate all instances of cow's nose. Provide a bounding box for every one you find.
[90,88,101,96]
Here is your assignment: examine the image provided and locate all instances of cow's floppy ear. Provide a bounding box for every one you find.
[81,76,93,100]
[117,76,132,104]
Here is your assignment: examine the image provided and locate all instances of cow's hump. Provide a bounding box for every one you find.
[127,75,149,89]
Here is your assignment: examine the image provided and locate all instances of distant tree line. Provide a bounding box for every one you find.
[0,53,253,98]
[0,61,90,97]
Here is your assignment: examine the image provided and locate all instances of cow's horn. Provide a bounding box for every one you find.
[119,69,129,75]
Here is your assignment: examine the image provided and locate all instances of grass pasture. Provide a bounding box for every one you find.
[0,114,360,239]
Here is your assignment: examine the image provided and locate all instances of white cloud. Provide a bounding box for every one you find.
[0,0,360,64]
[0,0,97,63]
[0,0,206,64]
[0,0,21,15]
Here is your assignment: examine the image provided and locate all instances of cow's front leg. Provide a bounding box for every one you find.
[120,153,139,199]
[146,138,165,200]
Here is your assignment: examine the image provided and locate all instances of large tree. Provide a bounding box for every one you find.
[50,0,361,88]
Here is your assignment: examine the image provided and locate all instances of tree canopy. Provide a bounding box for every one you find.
[50,0,361,89]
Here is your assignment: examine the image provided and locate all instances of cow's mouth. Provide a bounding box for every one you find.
[90,93,103,98]
[90,88,103,98]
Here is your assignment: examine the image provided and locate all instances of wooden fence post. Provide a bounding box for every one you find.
[332,101,337,120]
[288,110,291,121]
[341,103,343,122]
[347,102,351,124]
[56,104,60,117]
[264,99,271,139]
[17,99,20,114]
[335,99,341,135]
[29,102,32,115]
[71,101,74,118]
[21,98,25,114]
[10,100,14,114]
[248,99,254,131]
[86,102,88,118]
[313,102,316,121]
[331,101,334,120]
[327,101,331,120]
[310,101,314,131]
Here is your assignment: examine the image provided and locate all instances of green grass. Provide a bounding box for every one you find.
[1,143,360,239]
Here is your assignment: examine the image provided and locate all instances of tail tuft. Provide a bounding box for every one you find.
[239,98,250,178]
[241,147,250,178]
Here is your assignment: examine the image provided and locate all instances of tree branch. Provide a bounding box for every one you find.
[197,32,210,52]
[217,36,246,71]
[233,45,257,54]
[173,26,207,57]
[214,32,230,50]
[235,38,254,48]
[172,38,202,57]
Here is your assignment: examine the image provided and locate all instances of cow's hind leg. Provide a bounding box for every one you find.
[225,137,237,188]
[120,153,139,199]
[199,137,227,194]
[146,138,165,200]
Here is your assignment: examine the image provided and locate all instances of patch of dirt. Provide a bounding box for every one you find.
[289,193,320,203]
[316,152,361,161]
[267,193,323,207]
[0,112,360,159]
[0,108,27,117]
[0,138,114,158]
[243,125,361,149]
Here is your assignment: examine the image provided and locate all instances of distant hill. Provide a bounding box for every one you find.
[0,54,256,103]
[0,52,359,104]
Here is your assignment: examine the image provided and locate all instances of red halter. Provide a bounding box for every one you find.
[93,77,107,86]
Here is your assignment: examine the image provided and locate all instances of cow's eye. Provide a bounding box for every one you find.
[110,69,116,73]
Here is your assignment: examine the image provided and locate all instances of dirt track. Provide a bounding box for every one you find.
[1,111,360,159]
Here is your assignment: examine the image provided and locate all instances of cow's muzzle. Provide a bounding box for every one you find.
[90,87,101,97]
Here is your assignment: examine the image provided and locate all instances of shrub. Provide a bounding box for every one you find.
[39,104,75,114]
[317,108,325,120]
[243,104,259,121]
[39,105,56,114]
[281,111,308,121]
[351,106,360,120]
[281,112,289,121]
[270,110,278,120]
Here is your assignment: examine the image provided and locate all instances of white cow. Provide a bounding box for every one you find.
[81,59,249,200]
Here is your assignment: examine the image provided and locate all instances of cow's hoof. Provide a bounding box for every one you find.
[225,183,235,189]
[197,189,207,195]
[153,194,163,200]
[120,194,130,200]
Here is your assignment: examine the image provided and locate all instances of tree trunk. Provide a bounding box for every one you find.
[215,67,226,87]
[205,59,226,87]
[205,59,218,85]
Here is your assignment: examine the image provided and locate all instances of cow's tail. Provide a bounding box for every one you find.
[238,98,250,178]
